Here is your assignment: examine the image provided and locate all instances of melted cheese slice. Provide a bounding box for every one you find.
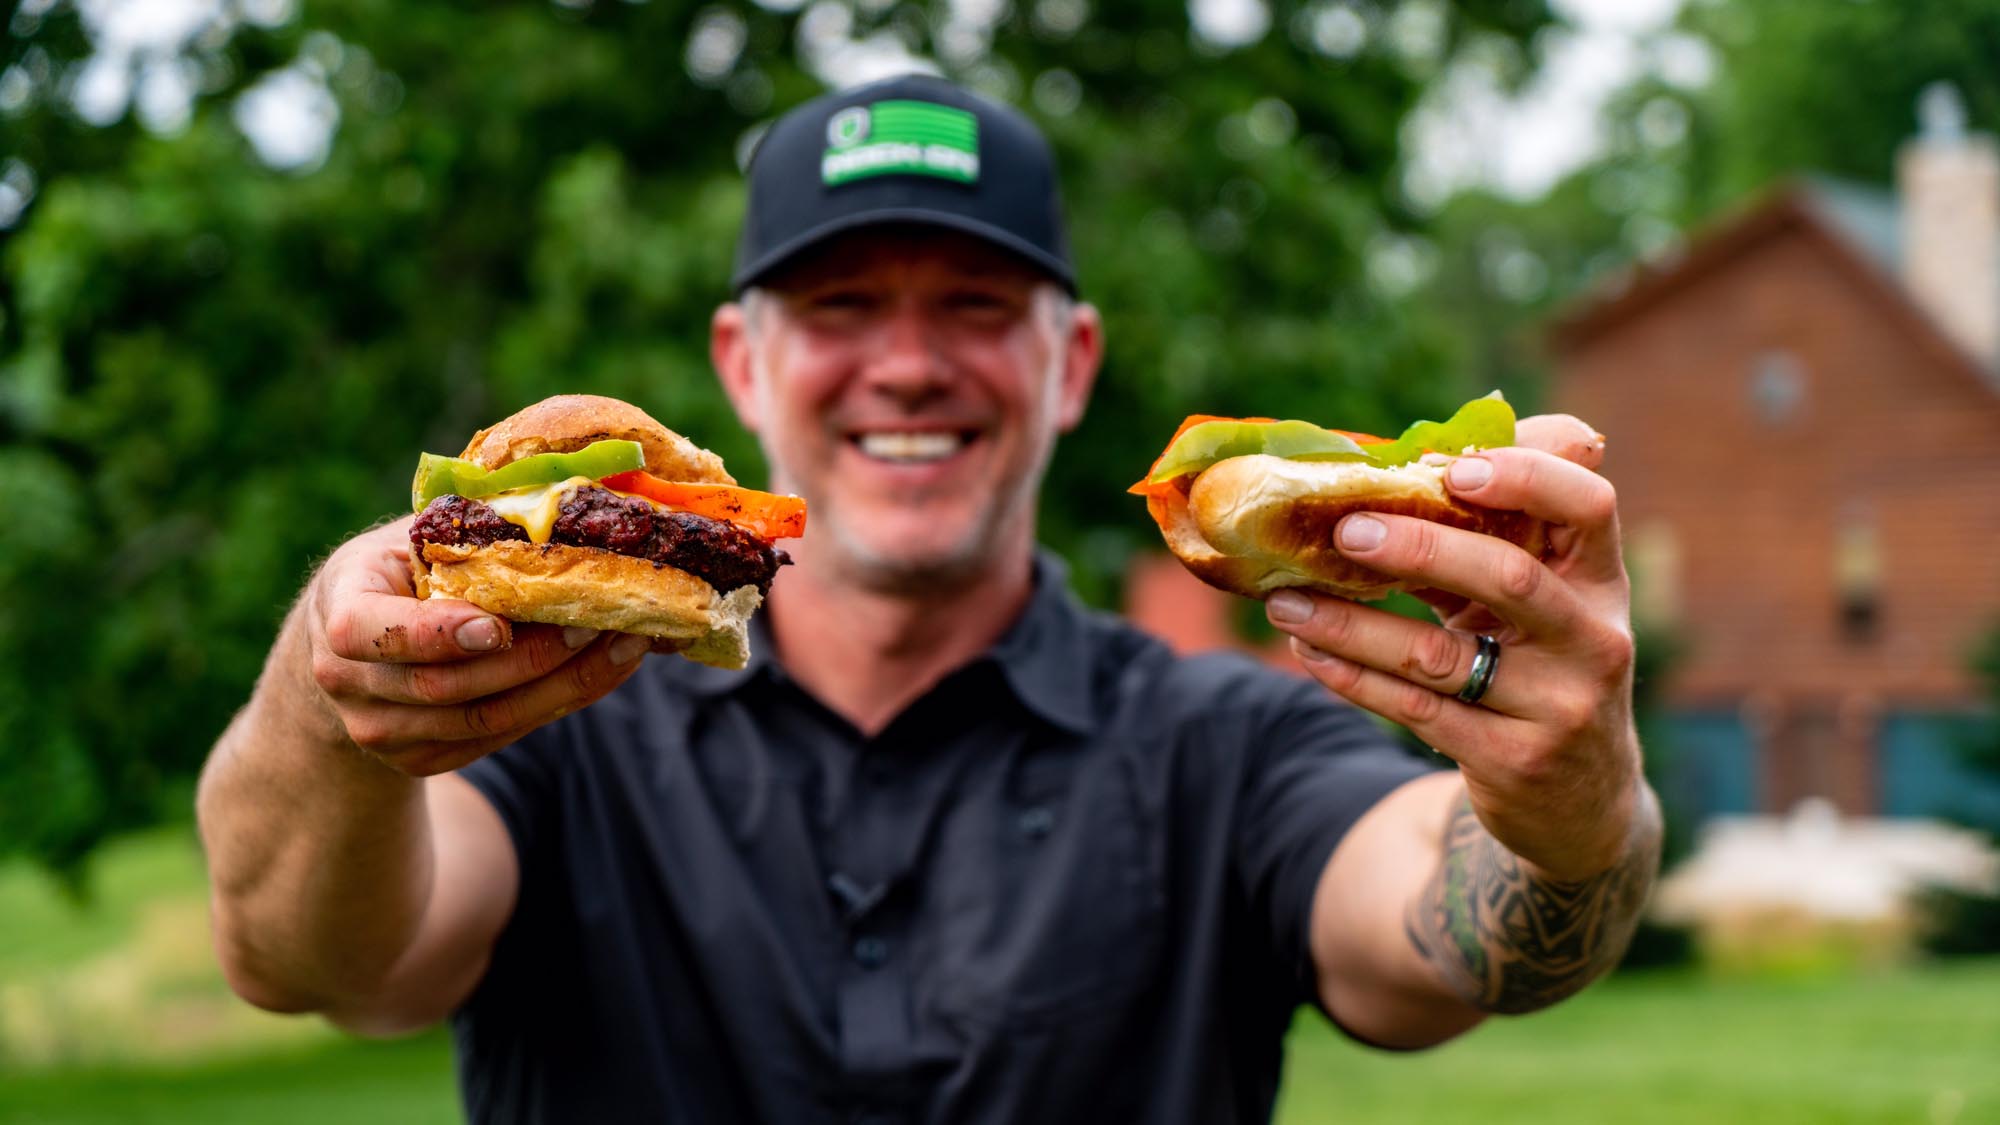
[481,476,594,544]
[478,476,671,543]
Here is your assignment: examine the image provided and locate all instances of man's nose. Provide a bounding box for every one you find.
[861,300,950,400]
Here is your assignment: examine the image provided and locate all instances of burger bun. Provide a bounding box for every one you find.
[459,394,735,484]
[412,541,759,669]
[1151,454,1545,602]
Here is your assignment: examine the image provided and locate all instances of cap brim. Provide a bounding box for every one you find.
[731,207,1078,296]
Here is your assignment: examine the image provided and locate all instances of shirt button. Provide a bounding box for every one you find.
[853,936,889,968]
[1018,805,1056,839]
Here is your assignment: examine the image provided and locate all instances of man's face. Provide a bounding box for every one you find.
[714,228,1100,593]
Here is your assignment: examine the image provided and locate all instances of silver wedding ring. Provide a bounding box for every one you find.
[1456,633,1501,705]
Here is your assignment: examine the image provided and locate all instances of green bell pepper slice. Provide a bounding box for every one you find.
[1354,392,1516,469]
[410,439,646,511]
[1144,393,1516,484]
[1146,420,1370,484]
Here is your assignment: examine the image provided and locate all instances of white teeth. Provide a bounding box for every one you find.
[858,431,966,463]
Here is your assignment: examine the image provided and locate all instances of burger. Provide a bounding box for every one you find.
[1131,393,1545,601]
[407,395,804,669]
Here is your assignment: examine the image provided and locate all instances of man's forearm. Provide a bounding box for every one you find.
[1403,786,1661,1015]
[196,603,433,1011]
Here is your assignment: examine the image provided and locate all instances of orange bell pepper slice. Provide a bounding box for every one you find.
[600,471,807,541]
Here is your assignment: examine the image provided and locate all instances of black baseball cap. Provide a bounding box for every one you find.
[731,73,1076,295]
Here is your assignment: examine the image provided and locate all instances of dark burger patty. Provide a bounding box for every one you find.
[411,495,529,548]
[554,486,791,595]
[412,488,789,595]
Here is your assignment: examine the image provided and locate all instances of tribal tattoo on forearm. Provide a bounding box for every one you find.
[1404,796,1660,1015]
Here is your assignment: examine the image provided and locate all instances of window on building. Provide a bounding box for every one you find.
[1627,520,1682,631]
[1835,504,1882,643]
[1749,350,1806,425]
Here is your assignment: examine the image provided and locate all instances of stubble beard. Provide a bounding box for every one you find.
[748,349,1062,598]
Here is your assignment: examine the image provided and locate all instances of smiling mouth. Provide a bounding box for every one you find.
[851,431,980,464]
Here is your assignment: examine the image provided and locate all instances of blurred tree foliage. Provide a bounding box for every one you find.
[0,0,1553,875]
[1661,0,2000,220]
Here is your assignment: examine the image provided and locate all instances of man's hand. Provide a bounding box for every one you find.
[304,516,653,776]
[1268,413,1661,1035]
[1265,412,1641,879]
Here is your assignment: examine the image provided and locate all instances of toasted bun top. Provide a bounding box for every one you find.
[460,394,735,485]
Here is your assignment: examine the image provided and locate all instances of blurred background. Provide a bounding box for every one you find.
[4,0,2000,1121]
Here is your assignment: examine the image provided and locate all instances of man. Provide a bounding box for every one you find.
[198,74,1658,1123]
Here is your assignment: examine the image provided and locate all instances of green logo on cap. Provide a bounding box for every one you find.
[821,99,979,187]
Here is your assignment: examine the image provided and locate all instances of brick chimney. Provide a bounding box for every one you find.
[1898,82,2000,369]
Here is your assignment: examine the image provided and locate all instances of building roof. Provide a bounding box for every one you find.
[1797,175,1900,274]
[1547,177,1996,399]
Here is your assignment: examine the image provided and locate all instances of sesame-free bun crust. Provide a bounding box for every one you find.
[413,541,760,669]
[1153,455,1545,601]
[460,394,735,485]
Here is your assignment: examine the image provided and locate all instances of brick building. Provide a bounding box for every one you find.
[1548,92,2000,820]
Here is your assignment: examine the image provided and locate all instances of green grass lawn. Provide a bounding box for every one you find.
[0,826,210,981]
[1279,963,2000,1124]
[6,828,1999,1124]
[0,1033,460,1125]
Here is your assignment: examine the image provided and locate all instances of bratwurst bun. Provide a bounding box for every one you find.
[406,395,806,669]
[1133,394,1544,602]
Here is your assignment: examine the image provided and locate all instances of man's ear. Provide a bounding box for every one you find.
[1055,300,1104,433]
[711,302,762,433]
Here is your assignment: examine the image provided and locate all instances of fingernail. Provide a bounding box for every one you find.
[1292,637,1332,663]
[1267,589,1313,625]
[1338,514,1387,552]
[609,634,650,665]
[1448,457,1492,490]
[455,617,502,652]
[562,626,601,650]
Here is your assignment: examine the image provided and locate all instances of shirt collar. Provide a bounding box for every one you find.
[981,551,1099,735]
[673,550,1099,736]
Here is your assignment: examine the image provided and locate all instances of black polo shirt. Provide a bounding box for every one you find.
[451,554,1432,1125]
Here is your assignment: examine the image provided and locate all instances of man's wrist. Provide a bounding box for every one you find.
[271,601,357,750]
[241,600,411,787]
[1517,768,1657,884]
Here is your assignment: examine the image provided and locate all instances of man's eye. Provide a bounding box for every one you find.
[811,291,877,311]
[946,292,1014,314]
